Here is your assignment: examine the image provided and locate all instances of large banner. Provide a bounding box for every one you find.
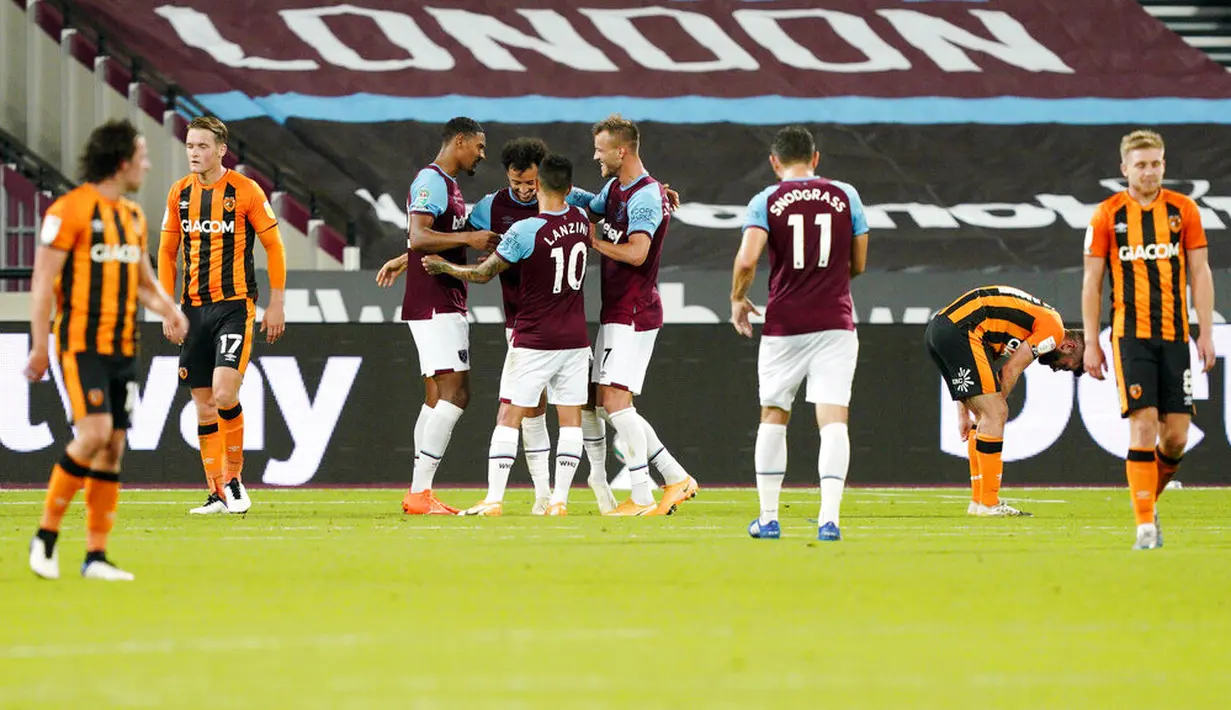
[77,0,1231,122]
[3,323,1230,487]
[66,1,1231,271]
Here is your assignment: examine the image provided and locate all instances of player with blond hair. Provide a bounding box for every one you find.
[1082,129,1215,550]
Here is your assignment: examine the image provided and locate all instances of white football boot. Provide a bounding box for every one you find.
[82,558,135,581]
[531,497,551,515]
[29,535,59,580]
[980,503,1032,517]
[189,492,228,515]
[1133,523,1161,551]
[223,478,252,514]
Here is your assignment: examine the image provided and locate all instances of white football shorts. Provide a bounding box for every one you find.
[591,323,659,396]
[407,311,470,377]
[758,329,859,410]
[500,347,591,407]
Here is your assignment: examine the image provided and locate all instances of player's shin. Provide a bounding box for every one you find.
[521,414,552,499]
[550,427,584,506]
[755,423,787,525]
[40,452,88,533]
[638,415,689,485]
[1156,448,1182,499]
[818,423,850,527]
[198,422,224,496]
[218,404,244,482]
[84,472,120,553]
[413,403,433,469]
[608,408,654,506]
[485,426,519,503]
[974,434,1004,507]
[411,401,464,493]
[581,408,608,482]
[967,430,982,505]
[1126,448,1158,524]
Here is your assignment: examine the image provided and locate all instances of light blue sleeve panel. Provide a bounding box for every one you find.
[626,185,665,238]
[831,180,869,236]
[467,192,495,231]
[566,186,596,210]
[496,216,544,264]
[589,179,615,215]
[407,169,449,217]
[743,185,776,232]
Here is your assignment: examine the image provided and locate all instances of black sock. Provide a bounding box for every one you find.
[36,528,58,553]
[85,550,107,564]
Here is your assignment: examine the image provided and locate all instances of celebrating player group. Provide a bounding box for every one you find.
[20,115,1213,582]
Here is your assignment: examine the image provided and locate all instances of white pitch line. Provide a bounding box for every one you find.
[0,628,658,660]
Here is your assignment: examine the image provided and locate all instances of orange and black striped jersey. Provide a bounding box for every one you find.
[40,184,146,357]
[1085,190,1207,342]
[159,169,280,306]
[938,285,1066,360]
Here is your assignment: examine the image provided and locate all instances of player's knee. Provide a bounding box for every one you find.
[74,422,113,456]
[214,386,240,411]
[1159,428,1187,456]
[979,397,1009,426]
[93,441,125,472]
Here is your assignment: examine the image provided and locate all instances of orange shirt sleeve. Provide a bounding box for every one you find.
[1181,198,1207,251]
[39,194,87,252]
[158,183,183,296]
[243,181,286,290]
[1084,203,1112,258]
[1027,310,1065,356]
[243,180,279,235]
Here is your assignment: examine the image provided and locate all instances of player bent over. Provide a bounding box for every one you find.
[424,155,593,515]
[926,286,1086,517]
[731,126,868,542]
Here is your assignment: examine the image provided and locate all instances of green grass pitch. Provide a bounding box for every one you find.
[2,487,1229,709]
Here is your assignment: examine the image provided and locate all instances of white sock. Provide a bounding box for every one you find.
[581,408,608,483]
[485,425,519,503]
[609,407,654,506]
[412,403,433,469]
[818,422,850,527]
[411,401,464,493]
[640,415,689,485]
[550,427,584,506]
[521,414,552,499]
[755,422,787,525]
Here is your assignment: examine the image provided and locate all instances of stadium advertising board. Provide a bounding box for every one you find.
[3,323,1230,487]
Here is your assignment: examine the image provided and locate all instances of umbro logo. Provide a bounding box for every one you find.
[1114,222,1128,233]
[179,201,190,209]
[952,367,975,394]
[90,219,105,232]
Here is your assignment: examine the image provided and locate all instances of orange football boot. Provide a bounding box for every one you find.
[402,489,460,515]
[603,498,657,516]
[653,475,699,516]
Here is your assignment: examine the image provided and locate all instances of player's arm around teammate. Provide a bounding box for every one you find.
[376,212,499,286]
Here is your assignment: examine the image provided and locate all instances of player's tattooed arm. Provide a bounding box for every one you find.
[421,252,509,284]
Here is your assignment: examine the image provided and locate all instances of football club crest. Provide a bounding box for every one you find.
[223,196,237,212]
[179,367,188,380]
[458,349,469,364]
[1129,384,1142,399]
[87,389,104,407]
[1168,214,1182,233]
